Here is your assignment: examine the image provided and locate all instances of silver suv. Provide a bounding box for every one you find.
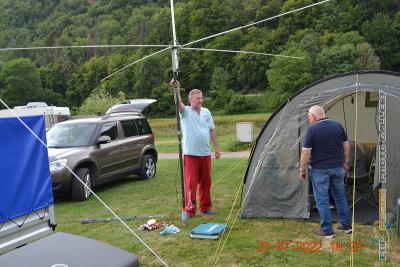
[47,103,157,201]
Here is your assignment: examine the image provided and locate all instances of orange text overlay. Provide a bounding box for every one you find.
[257,240,365,253]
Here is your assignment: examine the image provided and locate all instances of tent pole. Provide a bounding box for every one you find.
[169,0,186,225]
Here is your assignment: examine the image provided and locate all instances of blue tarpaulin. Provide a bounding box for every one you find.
[0,115,53,223]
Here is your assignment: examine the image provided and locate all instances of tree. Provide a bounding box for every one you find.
[355,43,380,70]
[78,89,125,115]
[131,52,168,99]
[315,40,381,76]
[0,58,43,107]
[149,84,175,117]
[66,56,107,107]
[315,44,357,78]
[362,12,400,70]
[209,67,234,112]
[225,94,256,115]
[40,63,68,95]
[210,67,229,92]
[234,42,271,93]
[267,48,314,109]
[0,0,399,116]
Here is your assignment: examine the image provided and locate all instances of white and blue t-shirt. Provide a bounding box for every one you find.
[180,106,215,156]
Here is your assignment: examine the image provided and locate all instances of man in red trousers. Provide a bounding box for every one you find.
[171,79,221,217]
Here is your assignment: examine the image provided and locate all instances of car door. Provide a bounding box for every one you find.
[134,118,154,154]
[118,119,142,170]
[93,121,127,179]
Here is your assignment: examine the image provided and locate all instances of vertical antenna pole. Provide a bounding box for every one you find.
[169,0,186,224]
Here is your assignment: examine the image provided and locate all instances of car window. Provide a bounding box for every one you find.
[47,123,97,148]
[100,122,118,140]
[121,120,139,137]
[135,119,152,135]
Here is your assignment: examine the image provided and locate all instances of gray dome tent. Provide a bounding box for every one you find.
[241,71,400,224]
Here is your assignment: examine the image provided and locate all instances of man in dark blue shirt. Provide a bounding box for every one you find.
[300,105,352,238]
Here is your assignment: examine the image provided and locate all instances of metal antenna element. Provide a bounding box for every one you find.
[101,47,171,81]
[180,47,304,59]
[169,0,187,225]
[0,44,172,51]
[181,0,333,47]
[99,0,330,80]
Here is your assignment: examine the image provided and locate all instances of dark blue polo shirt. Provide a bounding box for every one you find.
[303,118,348,169]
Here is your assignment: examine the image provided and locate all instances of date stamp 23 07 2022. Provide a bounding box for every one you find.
[257,240,365,254]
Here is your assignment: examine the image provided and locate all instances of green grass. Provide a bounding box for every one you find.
[149,113,270,153]
[54,159,400,266]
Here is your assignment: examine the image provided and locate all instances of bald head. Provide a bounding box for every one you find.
[308,105,325,122]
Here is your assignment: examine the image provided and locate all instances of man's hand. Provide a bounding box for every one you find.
[215,149,221,160]
[170,78,184,112]
[170,78,180,90]
[299,148,311,181]
[344,163,351,172]
[299,169,307,181]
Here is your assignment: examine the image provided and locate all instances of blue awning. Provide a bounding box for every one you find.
[0,115,53,223]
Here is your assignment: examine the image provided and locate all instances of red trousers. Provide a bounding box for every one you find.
[183,155,212,216]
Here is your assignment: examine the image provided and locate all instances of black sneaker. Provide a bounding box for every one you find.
[337,225,352,234]
[313,229,334,238]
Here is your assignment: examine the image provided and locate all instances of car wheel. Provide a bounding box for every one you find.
[139,154,156,179]
[71,167,92,201]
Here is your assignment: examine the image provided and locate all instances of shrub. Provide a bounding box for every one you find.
[78,89,125,115]
[226,137,254,152]
[225,94,256,114]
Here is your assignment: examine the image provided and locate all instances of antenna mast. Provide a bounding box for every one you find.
[169,0,186,224]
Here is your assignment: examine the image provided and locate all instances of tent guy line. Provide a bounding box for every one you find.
[212,100,291,266]
[212,176,244,266]
[350,74,360,267]
[242,99,291,213]
[0,98,170,267]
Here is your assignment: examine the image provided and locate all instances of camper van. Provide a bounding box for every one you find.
[0,102,70,129]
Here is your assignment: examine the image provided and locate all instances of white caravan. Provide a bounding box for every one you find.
[0,102,70,129]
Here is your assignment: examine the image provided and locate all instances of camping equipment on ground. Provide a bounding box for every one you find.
[160,225,181,236]
[190,223,227,240]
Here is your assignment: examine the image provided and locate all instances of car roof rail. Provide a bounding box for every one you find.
[68,115,102,120]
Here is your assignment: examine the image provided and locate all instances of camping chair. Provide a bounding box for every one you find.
[345,141,378,209]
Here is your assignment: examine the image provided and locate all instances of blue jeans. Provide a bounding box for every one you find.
[310,167,352,234]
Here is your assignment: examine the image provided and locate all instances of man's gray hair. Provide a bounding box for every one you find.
[188,89,202,99]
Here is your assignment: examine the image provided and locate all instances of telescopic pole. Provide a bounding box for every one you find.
[169,0,187,225]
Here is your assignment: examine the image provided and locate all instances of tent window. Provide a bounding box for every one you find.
[365,92,378,107]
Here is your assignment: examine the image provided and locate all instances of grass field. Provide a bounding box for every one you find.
[149,113,270,153]
[54,158,400,266]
